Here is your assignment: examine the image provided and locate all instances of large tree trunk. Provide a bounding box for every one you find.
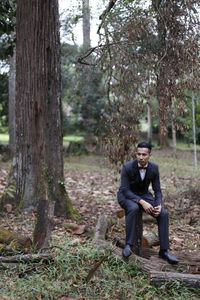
[16,0,74,247]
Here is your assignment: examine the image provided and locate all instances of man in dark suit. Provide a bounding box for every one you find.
[117,141,178,264]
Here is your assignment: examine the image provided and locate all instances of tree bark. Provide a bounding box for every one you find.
[147,101,152,143]
[192,91,198,167]
[0,253,54,263]
[172,112,177,158]
[150,271,200,288]
[153,0,170,147]
[33,199,54,249]
[9,48,16,156]
[15,0,75,248]
[15,0,71,213]
[82,0,91,48]
[94,214,108,241]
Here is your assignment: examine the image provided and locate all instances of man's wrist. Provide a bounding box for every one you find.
[139,199,145,205]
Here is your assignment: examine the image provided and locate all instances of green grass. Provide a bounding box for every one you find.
[63,135,84,142]
[0,133,84,144]
[172,142,200,151]
[0,238,199,300]
[0,133,9,144]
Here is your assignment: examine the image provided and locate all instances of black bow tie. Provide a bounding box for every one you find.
[138,166,147,170]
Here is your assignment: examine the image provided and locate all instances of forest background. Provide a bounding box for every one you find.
[0,0,200,299]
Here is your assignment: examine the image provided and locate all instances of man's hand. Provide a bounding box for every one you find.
[152,205,161,217]
[139,199,154,215]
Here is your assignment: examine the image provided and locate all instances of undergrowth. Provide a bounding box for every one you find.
[0,238,199,300]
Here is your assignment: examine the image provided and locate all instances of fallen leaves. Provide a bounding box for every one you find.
[0,154,199,254]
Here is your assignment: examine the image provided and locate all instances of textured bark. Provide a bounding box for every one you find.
[33,199,54,249]
[147,101,152,143]
[15,0,73,248]
[81,0,92,129]
[94,215,108,241]
[157,78,170,147]
[15,0,70,214]
[9,48,16,156]
[153,0,169,147]
[0,253,54,263]
[150,271,200,288]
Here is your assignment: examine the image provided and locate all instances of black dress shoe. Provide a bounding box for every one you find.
[159,250,179,265]
[122,244,132,258]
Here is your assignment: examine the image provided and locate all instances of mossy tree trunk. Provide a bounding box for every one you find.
[15,0,75,249]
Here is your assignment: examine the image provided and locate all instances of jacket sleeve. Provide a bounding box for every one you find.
[117,165,141,203]
[151,165,162,205]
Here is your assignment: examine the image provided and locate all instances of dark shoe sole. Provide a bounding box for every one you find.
[159,255,179,265]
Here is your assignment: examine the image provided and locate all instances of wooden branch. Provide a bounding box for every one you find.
[97,0,118,34]
[150,271,200,288]
[77,45,100,65]
[92,216,200,288]
[0,253,54,263]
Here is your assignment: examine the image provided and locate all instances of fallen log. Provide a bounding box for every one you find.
[150,270,200,288]
[92,216,200,288]
[0,229,32,254]
[112,246,173,273]
[0,253,54,263]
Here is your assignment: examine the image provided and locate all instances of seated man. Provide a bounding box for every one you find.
[117,141,178,264]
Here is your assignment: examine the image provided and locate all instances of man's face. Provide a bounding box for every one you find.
[136,147,151,167]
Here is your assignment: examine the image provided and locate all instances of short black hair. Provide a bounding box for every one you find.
[137,141,152,151]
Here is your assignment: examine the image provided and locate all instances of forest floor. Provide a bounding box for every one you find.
[0,149,200,300]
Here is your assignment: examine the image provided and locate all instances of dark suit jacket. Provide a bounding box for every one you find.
[117,160,162,206]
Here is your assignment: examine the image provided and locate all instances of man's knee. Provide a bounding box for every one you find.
[159,208,168,219]
[126,202,140,215]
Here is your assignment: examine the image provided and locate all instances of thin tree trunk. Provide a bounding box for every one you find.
[81,0,92,129]
[82,0,91,48]
[171,101,177,158]
[192,91,197,167]
[153,0,169,147]
[9,48,16,156]
[157,76,169,147]
[147,101,152,143]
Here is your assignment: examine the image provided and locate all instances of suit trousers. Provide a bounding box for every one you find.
[118,195,170,250]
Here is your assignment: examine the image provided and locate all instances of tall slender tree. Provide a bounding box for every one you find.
[8,48,16,156]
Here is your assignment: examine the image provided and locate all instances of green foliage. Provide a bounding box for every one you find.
[63,135,84,142]
[0,0,16,60]
[0,73,8,131]
[61,42,106,136]
[0,238,199,299]
[96,0,200,150]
